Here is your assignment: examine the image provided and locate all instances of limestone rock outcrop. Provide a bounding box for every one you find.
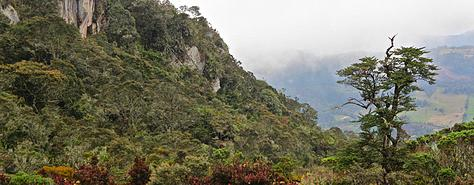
[0,2,19,24]
[212,78,221,93]
[1,0,105,38]
[58,0,105,38]
[185,46,206,72]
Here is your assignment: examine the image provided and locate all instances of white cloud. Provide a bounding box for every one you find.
[169,0,474,76]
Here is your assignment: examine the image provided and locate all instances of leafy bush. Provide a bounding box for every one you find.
[106,2,139,50]
[191,161,296,185]
[183,155,211,177]
[9,171,54,185]
[260,89,286,115]
[149,163,190,185]
[0,173,9,185]
[39,166,74,179]
[437,168,456,184]
[128,157,150,185]
[272,156,298,180]
[38,166,75,185]
[13,0,58,18]
[74,157,115,185]
[0,16,80,64]
[302,166,382,185]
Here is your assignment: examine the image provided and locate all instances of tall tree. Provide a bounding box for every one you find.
[336,36,438,184]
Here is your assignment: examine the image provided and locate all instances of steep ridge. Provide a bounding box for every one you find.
[0,0,346,183]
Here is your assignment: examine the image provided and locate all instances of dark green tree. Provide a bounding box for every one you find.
[106,2,139,50]
[337,36,438,184]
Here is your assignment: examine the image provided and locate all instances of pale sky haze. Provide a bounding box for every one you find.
[169,0,474,75]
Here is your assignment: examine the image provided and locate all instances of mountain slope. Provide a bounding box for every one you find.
[0,0,342,183]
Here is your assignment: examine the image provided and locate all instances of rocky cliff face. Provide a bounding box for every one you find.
[0,2,20,24]
[58,0,105,38]
[185,46,205,72]
[1,0,105,37]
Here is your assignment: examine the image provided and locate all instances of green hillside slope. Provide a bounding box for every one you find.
[0,0,345,184]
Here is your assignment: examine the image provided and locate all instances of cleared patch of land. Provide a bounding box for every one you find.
[463,94,474,122]
[403,88,467,128]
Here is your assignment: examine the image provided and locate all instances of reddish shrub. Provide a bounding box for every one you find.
[74,157,115,185]
[49,175,75,185]
[0,173,10,185]
[189,176,211,185]
[190,161,296,185]
[128,157,150,185]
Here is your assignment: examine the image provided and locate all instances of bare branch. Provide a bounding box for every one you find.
[338,97,370,109]
[385,34,397,59]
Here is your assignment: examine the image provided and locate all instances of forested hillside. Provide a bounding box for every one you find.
[0,0,346,184]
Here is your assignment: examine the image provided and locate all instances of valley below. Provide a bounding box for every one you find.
[266,45,474,137]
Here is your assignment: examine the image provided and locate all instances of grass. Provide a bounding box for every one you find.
[463,94,474,122]
[403,88,467,128]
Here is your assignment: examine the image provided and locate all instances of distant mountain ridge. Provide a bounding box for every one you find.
[265,37,474,136]
[423,30,474,48]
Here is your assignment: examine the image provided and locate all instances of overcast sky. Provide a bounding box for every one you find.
[169,0,474,76]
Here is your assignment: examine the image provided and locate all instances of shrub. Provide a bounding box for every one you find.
[9,171,54,185]
[191,161,295,185]
[184,155,210,177]
[38,166,75,185]
[106,2,139,50]
[39,166,75,179]
[0,173,10,185]
[272,156,298,179]
[128,157,151,185]
[149,163,190,185]
[437,168,456,184]
[211,148,230,162]
[403,153,440,177]
[74,157,115,185]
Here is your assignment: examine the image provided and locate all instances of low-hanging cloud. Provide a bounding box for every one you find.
[170,0,474,76]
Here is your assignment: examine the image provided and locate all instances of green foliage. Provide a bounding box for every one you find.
[337,37,438,184]
[403,153,439,177]
[149,163,190,185]
[0,0,471,184]
[0,61,65,111]
[106,1,139,50]
[260,89,287,115]
[127,0,189,54]
[438,129,474,148]
[437,168,456,184]
[0,0,340,183]
[0,16,80,64]
[13,0,58,18]
[190,161,297,185]
[414,122,474,182]
[9,172,54,185]
[272,156,298,179]
[183,155,210,177]
[211,148,231,162]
